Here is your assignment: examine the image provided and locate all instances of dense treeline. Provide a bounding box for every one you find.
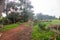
[36,13,57,20]
[0,0,34,25]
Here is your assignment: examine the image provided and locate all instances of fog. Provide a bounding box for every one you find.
[30,0,60,18]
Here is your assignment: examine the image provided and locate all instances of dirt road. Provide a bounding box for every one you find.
[0,23,32,40]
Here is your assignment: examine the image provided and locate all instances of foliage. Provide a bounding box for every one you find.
[7,12,21,23]
[59,16,60,20]
[0,17,11,25]
[33,19,38,26]
[57,35,60,40]
[19,0,34,20]
[33,20,60,40]
[36,13,57,20]
[0,12,21,25]
[2,22,21,31]
[32,25,54,40]
[38,22,47,30]
[3,0,34,24]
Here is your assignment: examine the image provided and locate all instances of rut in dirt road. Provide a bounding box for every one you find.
[0,24,32,40]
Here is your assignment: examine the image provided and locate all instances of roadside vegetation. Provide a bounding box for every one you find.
[33,20,60,40]
[2,22,22,32]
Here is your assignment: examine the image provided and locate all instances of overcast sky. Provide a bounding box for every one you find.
[3,0,60,18]
[30,0,60,18]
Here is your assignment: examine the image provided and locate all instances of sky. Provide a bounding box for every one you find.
[3,0,60,18]
[30,0,60,18]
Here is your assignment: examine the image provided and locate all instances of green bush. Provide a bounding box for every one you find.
[20,20,24,23]
[38,22,46,30]
[33,19,38,26]
[57,35,60,40]
[0,18,7,25]
[0,18,12,25]
[7,12,20,23]
[33,25,55,40]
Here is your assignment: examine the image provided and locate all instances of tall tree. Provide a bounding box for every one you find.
[4,1,20,15]
[3,0,34,23]
[19,0,34,21]
[3,1,20,24]
[0,0,5,31]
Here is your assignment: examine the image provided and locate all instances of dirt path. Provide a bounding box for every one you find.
[0,23,32,40]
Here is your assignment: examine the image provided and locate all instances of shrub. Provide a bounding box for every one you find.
[0,17,12,25]
[7,12,20,23]
[38,22,46,30]
[33,19,38,26]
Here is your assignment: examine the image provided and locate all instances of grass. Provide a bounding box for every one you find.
[32,25,54,40]
[2,22,22,32]
[32,20,60,40]
[39,20,60,28]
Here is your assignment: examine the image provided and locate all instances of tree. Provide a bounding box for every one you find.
[19,0,34,21]
[0,0,5,32]
[3,0,34,24]
[6,12,21,23]
[3,1,20,24]
[4,1,20,15]
[59,16,60,20]
[36,13,56,20]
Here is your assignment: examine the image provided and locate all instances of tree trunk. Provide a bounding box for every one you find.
[0,0,5,18]
[0,0,5,32]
